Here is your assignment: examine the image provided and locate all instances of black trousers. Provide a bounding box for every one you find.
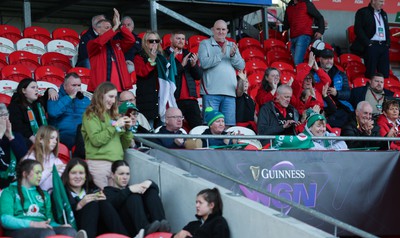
[75,200,128,238]
[5,226,76,238]
[364,42,390,79]
[177,99,203,129]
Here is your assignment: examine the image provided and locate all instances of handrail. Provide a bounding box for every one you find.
[133,134,380,238]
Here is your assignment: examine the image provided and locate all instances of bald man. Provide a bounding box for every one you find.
[198,19,245,127]
[154,107,186,148]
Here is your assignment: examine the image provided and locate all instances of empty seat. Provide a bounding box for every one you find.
[247,72,264,90]
[189,125,209,135]
[35,66,65,87]
[384,76,400,89]
[0,52,8,68]
[1,64,32,82]
[162,33,172,49]
[346,25,356,46]
[271,61,295,73]
[245,59,267,76]
[339,53,362,69]
[52,27,80,47]
[0,24,22,44]
[41,52,72,73]
[58,143,71,164]
[8,50,40,74]
[263,38,286,53]
[352,77,369,88]
[23,26,52,45]
[68,67,91,84]
[0,37,16,55]
[37,81,59,95]
[188,35,208,50]
[16,38,46,55]
[280,70,296,85]
[144,232,173,238]
[238,37,262,52]
[266,50,293,65]
[0,80,18,96]
[46,39,78,66]
[241,48,265,62]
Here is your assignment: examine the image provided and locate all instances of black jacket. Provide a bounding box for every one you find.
[349,84,394,110]
[177,212,230,238]
[76,27,98,67]
[351,4,390,55]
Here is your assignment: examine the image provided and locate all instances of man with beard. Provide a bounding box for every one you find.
[315,48,354,127]
[350,73,393,118]
[164,30,203,130]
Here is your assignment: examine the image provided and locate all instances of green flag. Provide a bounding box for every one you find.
[52,165,77,229]
[272,135,314,150]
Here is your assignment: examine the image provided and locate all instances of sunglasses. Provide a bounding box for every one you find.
[147,39,160,43]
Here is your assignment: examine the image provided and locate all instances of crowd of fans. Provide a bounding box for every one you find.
[0,0,398,237]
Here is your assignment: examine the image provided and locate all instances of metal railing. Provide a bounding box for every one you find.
[132,133,387,238]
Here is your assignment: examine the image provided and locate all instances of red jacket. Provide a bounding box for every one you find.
[377,114,400,150]
[87,26,135,91]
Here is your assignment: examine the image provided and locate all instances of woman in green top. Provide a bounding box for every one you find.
[81,82,133,189]
[0,159,79,238]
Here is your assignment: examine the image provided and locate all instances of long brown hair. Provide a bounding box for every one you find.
[84,82,118,121]
[62,158,95,193]
[29,125,59,164]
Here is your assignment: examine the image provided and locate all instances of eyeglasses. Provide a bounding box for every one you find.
[167,116,184,120]
[130,111,139,116]
[0,112,9,117]
[147,39,160,44]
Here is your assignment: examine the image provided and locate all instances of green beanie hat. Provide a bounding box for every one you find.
[306,109,326,128]
[204,107,224,126]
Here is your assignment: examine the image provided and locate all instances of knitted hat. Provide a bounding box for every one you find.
[306,109,326,128]
[319,49,334,58]
[204,107,224,126]
[118,101,139,114]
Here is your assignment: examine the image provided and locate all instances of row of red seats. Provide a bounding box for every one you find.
[0,24,80,46]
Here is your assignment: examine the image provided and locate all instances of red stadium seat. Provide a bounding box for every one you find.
[247,72,264,90]
[384,77,400,90]
[68,67,91,84]
[245,59,267,76]
[8,50,40,74]
[52,27,80,47]
[144,232,173,238]
[0,24,22,44]
[23,26,52,45]
[96,233,130,238]
[346,63,366,82]
[0,93,12,106]
[241,48,265,62]
[347,25,356,46]
[226,37,236,43]
[263,38,286,53]
[0,37,16,55]
[280,70,296,85]
[46,235,74,238]
[188,35,208,50]
[35,66,65,87]
[16,38,46,55]
[46,39,77,66]
[162,33,172,49]
[58,143,71,164]
[238,37,262,52]
[266,50,293,65]
[0,52,7,69]
[271,61,295,73]
[189,45,199,54]
[1,64,32,82]
[41,52,72,73]
[339,53,362,69]
[352,77,369,88]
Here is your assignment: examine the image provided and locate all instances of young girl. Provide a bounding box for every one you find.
[23,125,65,192]
[173,187,230,238]
[61,158,128,238]
[82,82,133,189]
[104,160,170,237]
[0,159,78,238]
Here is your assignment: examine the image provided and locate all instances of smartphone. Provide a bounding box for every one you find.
[90,188,101,194]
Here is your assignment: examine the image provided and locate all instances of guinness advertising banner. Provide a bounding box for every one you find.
[150,149,400,236]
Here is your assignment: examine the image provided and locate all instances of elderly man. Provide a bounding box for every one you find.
[76,14,105,68]
[342,101,384,149]
[121,16,142,73]
[47,72,91,149]
[350,73,393,117]
[154,107,186,148]
[87,8,135,92]
[315,48,353,127]
[198,19,245,127]
[119,90,152,132]
[351,0,390,78]
[165,30,203,130]
[258,85,300,145]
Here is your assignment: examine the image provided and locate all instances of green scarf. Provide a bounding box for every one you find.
[0,150,16,179]
[27,102,48,135]
[272,135,314,150]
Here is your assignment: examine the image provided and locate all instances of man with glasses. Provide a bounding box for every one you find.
[198,19,244,127]
[153,107,186,148]
[87,8,135,92]
[119,90,152,133]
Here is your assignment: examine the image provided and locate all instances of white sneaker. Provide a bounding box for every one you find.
[76,229,88,238]
[134,229,145,238]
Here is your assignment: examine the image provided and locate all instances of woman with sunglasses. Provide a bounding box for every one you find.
[134,31,173,129]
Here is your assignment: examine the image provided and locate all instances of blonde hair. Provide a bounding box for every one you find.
[85,82,119,121]
[29,125,59,164]
[141,30,164,56]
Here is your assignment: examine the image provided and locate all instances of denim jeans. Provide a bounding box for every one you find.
[202,94,236,125]
[290,35,311,65]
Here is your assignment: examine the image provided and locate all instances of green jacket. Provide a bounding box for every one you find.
[82,112,133,161]
[0,182,59,229]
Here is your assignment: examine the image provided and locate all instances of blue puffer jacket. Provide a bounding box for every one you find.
[47,85,91,148]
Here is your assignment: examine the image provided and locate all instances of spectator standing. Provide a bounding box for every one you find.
[0,103,28,189]
[47,73,90,149]
[154,107,186,149]
[198,19,245,126]
[283,0,325,65]
[76,14,106,69]
[121,16,142,73]
[257,85,300,145]
[0,159,79,238]
[172,188,230,238]
[351,0,390,78]
[235,70,257,132]
[342,101,383,149]
[165,30,203,130]
[23,125,65,192]
[82,82,133,189]
[316,49,353,127]
[87,8,135,92]
[350,73,393,118]
[255,67,281,107]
